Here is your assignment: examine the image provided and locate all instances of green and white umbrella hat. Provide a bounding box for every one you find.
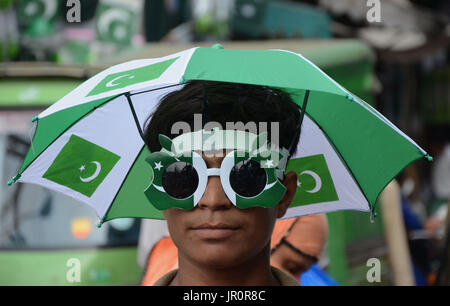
[9,45,431,225]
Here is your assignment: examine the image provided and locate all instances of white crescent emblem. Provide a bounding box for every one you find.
[106,74,135,88]
[42,0,57,19]
[98,8,128,37]
[80,161,102,183]
[263,181,276,190]
[153,184,165,193]
[25,2,38,16]
[299,170,322,193]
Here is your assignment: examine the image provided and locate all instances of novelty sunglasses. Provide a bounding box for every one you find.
[143,130,290,211]
[143,84,308,211]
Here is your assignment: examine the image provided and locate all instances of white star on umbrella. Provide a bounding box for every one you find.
[79,165,85,171]
[154,161,163,170]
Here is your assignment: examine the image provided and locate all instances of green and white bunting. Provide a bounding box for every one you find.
[11,46,430,223]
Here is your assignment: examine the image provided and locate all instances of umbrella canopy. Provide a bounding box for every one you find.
[9,45,430,225]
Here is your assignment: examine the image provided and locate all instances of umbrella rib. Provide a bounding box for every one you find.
[288,90,310,153]
[298,90,310,133]
[128,83,184,97]
[125,93,145,142]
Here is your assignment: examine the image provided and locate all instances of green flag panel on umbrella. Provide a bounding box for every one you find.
[183,48,345,97]
[288,154,339,206]
[302,90,426,206]
[104,146,164,221]
[42,134,121,197]
[10,45,429,224]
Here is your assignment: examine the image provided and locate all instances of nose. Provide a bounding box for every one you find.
[197,176,233,211]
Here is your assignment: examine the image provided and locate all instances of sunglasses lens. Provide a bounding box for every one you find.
[230,160,266,197]
[162,162,198,199]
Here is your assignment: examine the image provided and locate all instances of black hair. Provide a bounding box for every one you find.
[143,81,301,155]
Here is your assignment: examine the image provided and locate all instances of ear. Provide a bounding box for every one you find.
[276,171,298,218]
[162,210,168,220]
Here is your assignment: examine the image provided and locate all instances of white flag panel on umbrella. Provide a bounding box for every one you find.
[19,95,144,218]
[38,49,195,119]
[283,115,370,218]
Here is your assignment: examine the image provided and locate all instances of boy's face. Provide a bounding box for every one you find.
[163,150,297,269]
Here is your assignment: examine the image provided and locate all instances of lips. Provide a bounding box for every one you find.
[190,223,240,240]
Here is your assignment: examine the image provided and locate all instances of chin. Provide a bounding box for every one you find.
[193,245,246,268]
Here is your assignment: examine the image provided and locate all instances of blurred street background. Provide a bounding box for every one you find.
[0,0,449,286]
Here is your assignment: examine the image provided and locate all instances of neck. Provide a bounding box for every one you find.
[171,244,280,286]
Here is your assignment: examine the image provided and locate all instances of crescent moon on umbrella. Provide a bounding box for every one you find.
[80,162,102,183]
[106,74,135,87]
[299,170,322,193]
[98,8,128,37]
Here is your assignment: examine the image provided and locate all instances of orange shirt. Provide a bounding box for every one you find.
[141,236,178,286]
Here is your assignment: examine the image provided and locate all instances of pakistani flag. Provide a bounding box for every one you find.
[88,57,179,96]
[43,135,120,197]
[10,45,430,225]
[17,0,60,26]
[95,0,141,46]
[286,154,339,206]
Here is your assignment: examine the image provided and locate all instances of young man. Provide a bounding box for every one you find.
[143,80,301,286]
[140,213,328,286]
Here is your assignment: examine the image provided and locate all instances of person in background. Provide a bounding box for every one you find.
[270,214,328,282]
[140,214,328,285]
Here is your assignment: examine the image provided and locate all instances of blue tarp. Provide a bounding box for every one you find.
[300,264,339,286]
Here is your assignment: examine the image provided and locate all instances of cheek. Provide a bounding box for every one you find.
[163,209,188,245]
[238,207,278,250]
[246,207,277,236]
